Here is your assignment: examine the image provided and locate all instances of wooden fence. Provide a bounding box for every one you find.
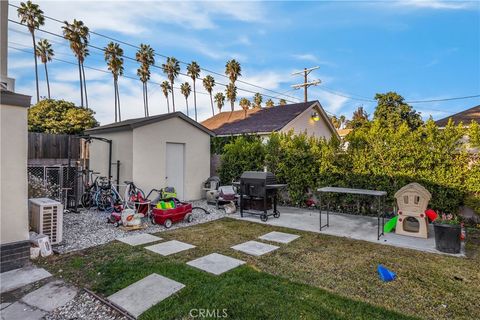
[28,132,87,160]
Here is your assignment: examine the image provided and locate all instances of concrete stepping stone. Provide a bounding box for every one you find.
[259,231,300,244]
[187,253,245,275]
[21,280,77,312]
[231,240,279,256]
[108,273,184,318]
[117,233,162,246]
[0,302,46,320]
[145,240,195,256]
[0,266,51,293]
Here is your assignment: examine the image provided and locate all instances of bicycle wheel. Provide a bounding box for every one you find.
[81,192,92,210]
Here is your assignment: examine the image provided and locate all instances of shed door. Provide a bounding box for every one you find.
[166,143,185,200]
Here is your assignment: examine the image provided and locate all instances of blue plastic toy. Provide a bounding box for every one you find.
[377,264,396,282]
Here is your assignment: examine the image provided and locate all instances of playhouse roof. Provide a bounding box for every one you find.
[394,183,432,201]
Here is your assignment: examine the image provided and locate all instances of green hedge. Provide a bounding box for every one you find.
[217,119,480,214]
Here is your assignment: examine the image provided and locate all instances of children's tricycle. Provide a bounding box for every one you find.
[150,198,193,228]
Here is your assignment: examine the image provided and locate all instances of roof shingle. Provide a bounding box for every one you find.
[435,105,480,127]
[201,101,317,135]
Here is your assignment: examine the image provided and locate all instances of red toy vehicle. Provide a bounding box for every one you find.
[150,198,193,228]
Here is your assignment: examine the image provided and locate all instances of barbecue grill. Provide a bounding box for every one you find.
[238,171,287,221]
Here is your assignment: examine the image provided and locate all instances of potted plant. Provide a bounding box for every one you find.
[433,213,462,254]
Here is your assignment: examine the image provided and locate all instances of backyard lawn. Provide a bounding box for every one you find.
[38,218,479,320]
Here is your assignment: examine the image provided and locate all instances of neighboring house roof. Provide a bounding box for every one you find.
[337,128,352,137]
[202,100,338,137]
[435,105,480,127]
[85,111,215,136]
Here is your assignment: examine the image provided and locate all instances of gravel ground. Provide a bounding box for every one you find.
[54,200,227,253]
[44,291,128,320]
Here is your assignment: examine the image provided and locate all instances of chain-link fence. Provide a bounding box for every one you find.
[27,165,83,209]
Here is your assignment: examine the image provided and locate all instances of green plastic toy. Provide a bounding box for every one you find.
[384,216,398,233]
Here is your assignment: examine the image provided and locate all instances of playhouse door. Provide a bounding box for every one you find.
[166,143,185,200]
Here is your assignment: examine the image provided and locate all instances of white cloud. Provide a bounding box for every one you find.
[398,0,477,10]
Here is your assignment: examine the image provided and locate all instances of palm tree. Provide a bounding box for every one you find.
[162,57,180,112]
[136,44,155,117]
[161,81,171,113]
[35,39,53,99]
[225,59,242,83]
[279,98,287,106]
[265,99,274,108]
[253,93,262,108]
[225,59,241,112]
[17,1,44,103]
[62,19,89,108]
[180,82,192,117]
[202,75,215,116]
[239,97,251,117]
[225,83,237,111]
[214,92,225,113]
[186,61,201,121]
[104,42,124,122]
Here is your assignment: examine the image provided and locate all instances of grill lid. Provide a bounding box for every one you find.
[240,171,276,181]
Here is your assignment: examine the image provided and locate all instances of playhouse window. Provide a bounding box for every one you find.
[414,196,420,204]
[403,196,409,204]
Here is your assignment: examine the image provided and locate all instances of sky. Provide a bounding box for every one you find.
[7,0,480,125]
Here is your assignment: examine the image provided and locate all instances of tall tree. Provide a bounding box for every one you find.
[17,1,44,103]
[104,42,124,122]
[62,19,89,108]
[279,98,287,106]
[162,57,180,112]
[161,81,171,113]
[253,92,263,108]
[214,92,225,113]
[346,106,369,129]
[373,92,423,130]
[265,99,274,108]
[239,97,251,117]
[202,75,215,116]
[135,44,155,117]
[180,82,192,116]
[35,39,54,99]
[225,83,237,111]
[186,61,201,121]
[225,59,241,111]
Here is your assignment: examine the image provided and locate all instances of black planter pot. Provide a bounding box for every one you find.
[434,223,461,254]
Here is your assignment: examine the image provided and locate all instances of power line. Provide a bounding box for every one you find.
[405,95,480,103]
[8,2,301,102]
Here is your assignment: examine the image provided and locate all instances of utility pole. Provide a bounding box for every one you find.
[291,66,321,102]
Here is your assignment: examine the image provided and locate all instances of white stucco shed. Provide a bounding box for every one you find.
[85,112,214,201]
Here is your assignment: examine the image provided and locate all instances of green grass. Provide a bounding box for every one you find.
[38,218,480,320]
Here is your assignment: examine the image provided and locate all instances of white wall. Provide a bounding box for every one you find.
[0,104,28,244]
[88,130,133,193]
[133,117,211,200]
[281,105,333,139]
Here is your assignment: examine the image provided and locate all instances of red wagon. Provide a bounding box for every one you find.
[150,198,193,228]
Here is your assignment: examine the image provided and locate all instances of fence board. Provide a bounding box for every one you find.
[28,132,82,159]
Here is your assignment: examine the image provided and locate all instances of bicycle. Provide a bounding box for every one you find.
[79,170,101,210]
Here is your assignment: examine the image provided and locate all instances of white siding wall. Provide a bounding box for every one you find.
[281,105,333,139]
[88,130,133,193]
[132,117,210,200]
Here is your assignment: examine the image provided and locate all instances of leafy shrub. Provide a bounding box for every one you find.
[217,118,480,214]
[28,173,60,199]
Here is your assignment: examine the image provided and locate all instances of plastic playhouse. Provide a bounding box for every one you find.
[394,183,432,238]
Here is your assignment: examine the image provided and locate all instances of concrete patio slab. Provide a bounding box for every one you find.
[0,302,46,320]
[259,231,300,244]
[108,273,184,318]
[231,241,279,256]
[117,233,162,246]
[187,253,245,275]
[145,240,195,256]
[235,207,465,256]
[21,280,77,312]
[0,266,52,293]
